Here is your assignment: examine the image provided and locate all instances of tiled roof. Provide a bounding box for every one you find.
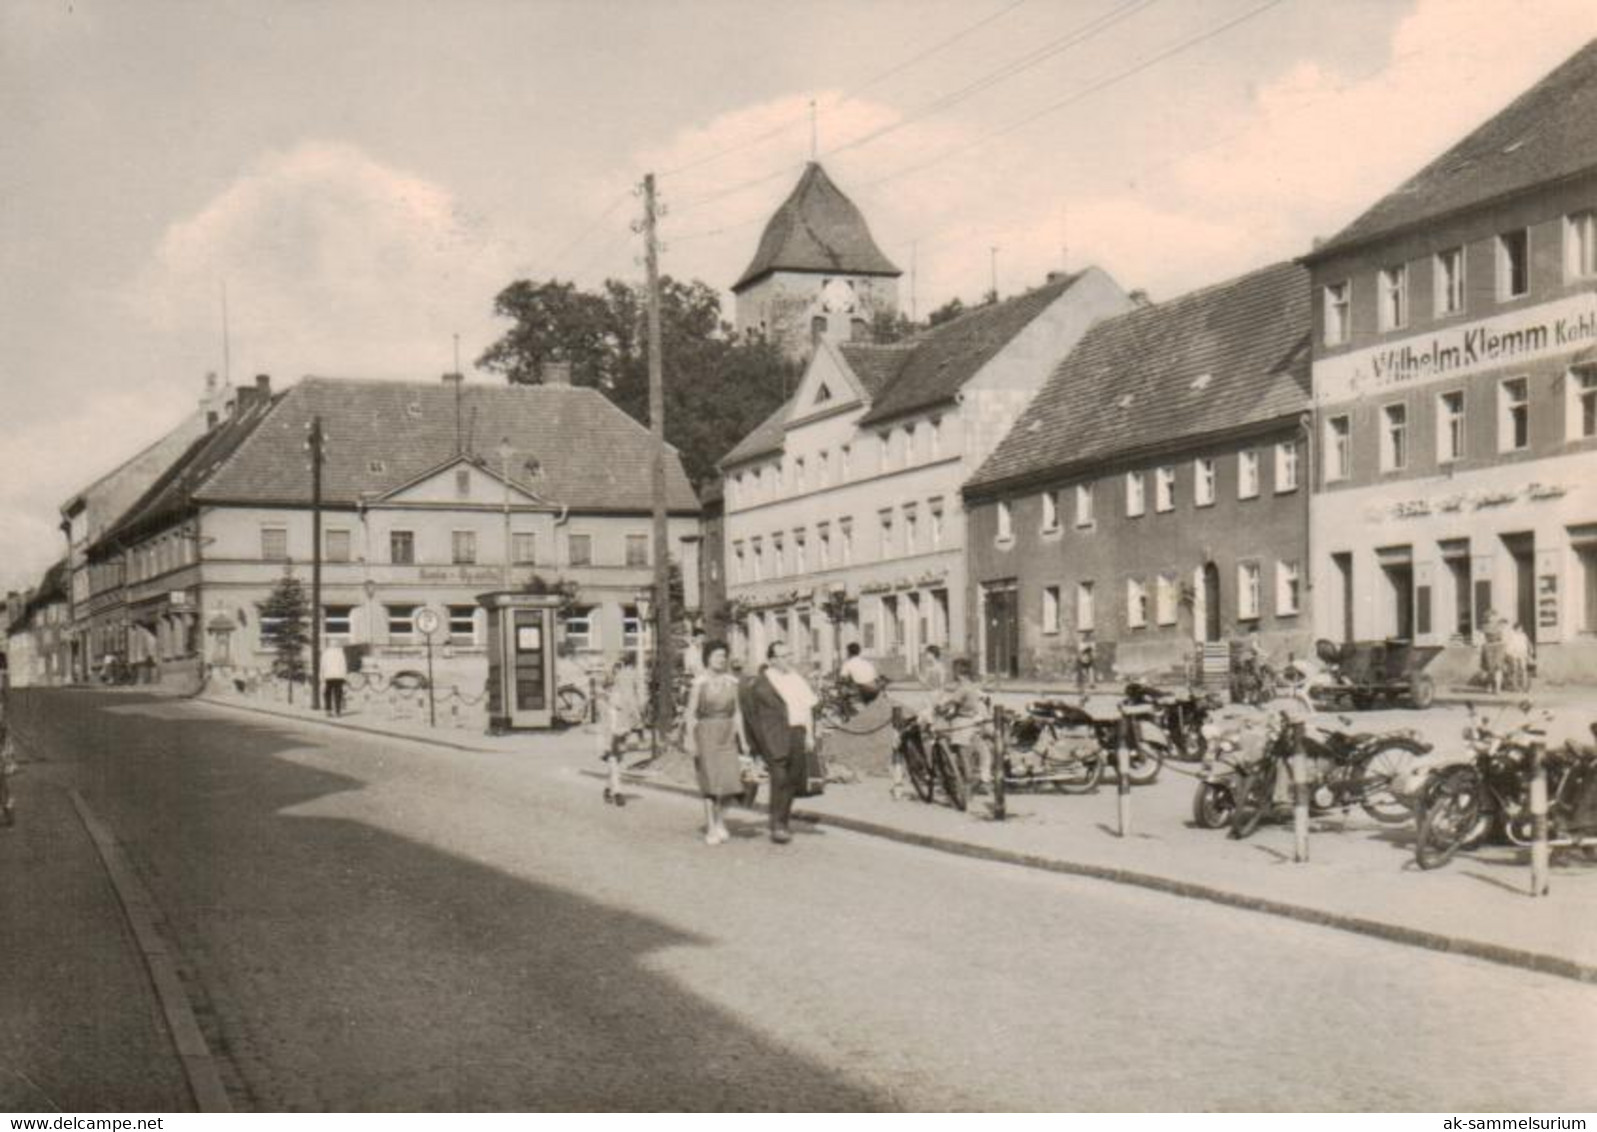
[966,261,1311,495]
[837,342,914,398]
[857,273,1083,427]
[1309,38,1597,260]
[731,163,901,292]
[719,397,792,468]
[198,379,699,513]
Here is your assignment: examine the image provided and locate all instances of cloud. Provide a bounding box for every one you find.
[129,140,517,382]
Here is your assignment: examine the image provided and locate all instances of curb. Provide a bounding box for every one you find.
[595,768,1597,987]
[194,696,510,755]
[68,789,233,1113]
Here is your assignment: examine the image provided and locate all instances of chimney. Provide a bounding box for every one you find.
[540,360,572,386]
[1046,270,1072,284]
[1128,289,1153,308]
[233,373,272,415]
[441,372,464,387]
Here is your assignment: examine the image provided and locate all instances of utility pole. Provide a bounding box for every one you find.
[989,245,1000,303]
[498,438,514,590]
[308,415,325,711]
[910,240,918,323]
[642,173,674,738]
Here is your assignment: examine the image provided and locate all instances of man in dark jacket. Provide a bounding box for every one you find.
[739,641,816,844]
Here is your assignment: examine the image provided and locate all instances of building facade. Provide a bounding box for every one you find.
[965,262,1313,680]
[1302,41,1597,682]
[88,375,700,689]
[721,268,1132,673]
[730,162,902,361]
[3,562,71,688]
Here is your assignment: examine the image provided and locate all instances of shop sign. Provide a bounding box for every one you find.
[1316,290,1597,404]
[1538,575,1559,630]
[1377,481,1571,521]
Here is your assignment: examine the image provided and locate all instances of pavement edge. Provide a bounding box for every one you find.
[67,789,233,1113]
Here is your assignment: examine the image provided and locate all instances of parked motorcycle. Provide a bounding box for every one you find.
[1413,705,1597,870]
[1000,691,1168,800]
[1124,682,1222,762]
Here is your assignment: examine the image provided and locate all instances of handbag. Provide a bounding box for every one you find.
[798,737,827,798]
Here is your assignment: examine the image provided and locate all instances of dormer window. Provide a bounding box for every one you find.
[815,382,832,404]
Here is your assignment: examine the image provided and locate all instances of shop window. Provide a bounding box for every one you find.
[1497,229,1529,300]
[1381,404,1408,471]
[448,605,478,645]
[1323,281,1350,345]
[1435,246,1465,316]
[1378,263,1408,331]
[390,530,415,565]
[1438,391,1466,462]
[1499,378,1530,452]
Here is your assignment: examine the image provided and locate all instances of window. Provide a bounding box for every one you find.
[1155,466,1175,513]
[1381,404,1408,470]
[568,532,593,567]
[1569,211,1597,280]
[1155,573,1177,626]
[818,450,829,483]
[840,444,851,479]
[1194,458,1216,506]
[1274,442,1298,492]
[929,417,942,459]
[1042,585,1061,634]
[261,527,288,561]
[1435,246,1465,316]
[794,456,806,492]
[1076,581,1095,631]
[1326,416,1351,481]
[451,530,477,565]
[816,523,831,569]
[1125,471,1146,517]
[1378,263,1408,330]
[1277,560,1301,616]
[772,533,785,575]
[390,530,415,565]
[386,604,416,641]
[1075,482,1094,527]
[621,606,642,651]
[1438,391,1465,462]
[625,534,649,568]
[996,500,1013,541]
[323,605,353,641]
[1571,369,1597,440]
[928,499,944,548]
[1323,281,1350,345]
[448,605,478,645]
[1497,229,1529,300]
[750,537,764,581]
[1499,378,1529,452]
[877,511,893,558]
[512,531,537,564]
[793,529,807,573]
[1238,451,1259,498]
[323,528,352,564]
[563,607,595,651]
[878,430,891,472]
[1041,489,1060,531]
[903,425,916,464]
[902,504,917,554]
[1238,562,1261,621]
[1126,578,1148,628]
[454,468,471,498]
[839,518,854,565]
[732,542,746,584]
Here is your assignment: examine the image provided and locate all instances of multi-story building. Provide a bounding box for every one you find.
[730,162,902,361]
[1301,40,1597,681]
[965,262,1312,679]
[3,562,71,688]
[87,373,700,688]
[721,268,1132,673]
[59,374,232,679]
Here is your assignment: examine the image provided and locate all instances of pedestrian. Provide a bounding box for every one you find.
[1481,610,1508,694]
[684,639,747,845]
[919,644,947,692]
[934,657,994,792]
[681,627,707,679]
[601,654,646,805]
[741,640,817,845]
[1505,622,1532,692]
[839,641,881,703]
[1076,638,1096,692]
[320,642,348,716]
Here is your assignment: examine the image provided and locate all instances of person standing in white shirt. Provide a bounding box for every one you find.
[321,643,349,717]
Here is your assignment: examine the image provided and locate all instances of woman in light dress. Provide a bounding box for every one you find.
[684,640,748,845]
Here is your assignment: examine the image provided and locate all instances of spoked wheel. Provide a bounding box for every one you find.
[1356,739,1426,824]
[934,739,970,812]
[900,731,936,803]
[1415,767,1487,870]
[555,685,588,727]
[1120,740,1165,786]
[1192,780,1237,829]
[1229,761,1279,839]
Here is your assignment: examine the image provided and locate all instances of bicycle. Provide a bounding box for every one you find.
[893,708,976,812]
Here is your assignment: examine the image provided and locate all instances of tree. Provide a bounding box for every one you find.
[868,306,919,344]
[257,574,310,702]
[478,276,800,488]
[926,297,967,327]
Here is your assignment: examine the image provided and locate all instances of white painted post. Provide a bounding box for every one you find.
[1291,723,1310,863]
[1115,714,1132,838]
[1529,742,1551,897]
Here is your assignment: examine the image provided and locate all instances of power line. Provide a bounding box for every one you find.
[860,0,1292,191]
[540,189,634,276]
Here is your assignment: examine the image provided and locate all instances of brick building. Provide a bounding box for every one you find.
[1301,39,1597,682]
[964,262,1313,680]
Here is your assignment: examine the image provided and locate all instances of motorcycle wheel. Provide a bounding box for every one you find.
[934,739,969,813]
[1173,719,1207,763]
[900,731,936,804]
[1229,762,1279,839]
[1192,781,1236,829]
[554,685,588,727]
[1120,740,1165,786]
[1356,739,1426,824]
[1415,767,1486,870]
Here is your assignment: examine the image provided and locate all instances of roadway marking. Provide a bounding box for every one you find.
[67,789,233,1113]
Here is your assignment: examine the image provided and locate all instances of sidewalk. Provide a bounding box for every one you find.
[194,687,1597,984]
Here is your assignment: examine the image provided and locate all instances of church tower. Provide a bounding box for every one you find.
[731,162,901,361]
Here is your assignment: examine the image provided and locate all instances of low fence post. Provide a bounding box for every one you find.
[1291,722,1310,864]
[991,706,1007,822]
[1115,715,1132,838]
[1529,742,1551,897]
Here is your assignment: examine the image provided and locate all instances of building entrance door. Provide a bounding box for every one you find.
[983,582,1019,678]
[1331,552,1354,642]
[1202,563,1221,642]
[1502,532,1536,639]
[1378,551,1415,640]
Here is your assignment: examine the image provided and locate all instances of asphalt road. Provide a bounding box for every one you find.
[9,689,1597,1111]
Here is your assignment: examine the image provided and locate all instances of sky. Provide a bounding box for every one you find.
[2,0,1595,594]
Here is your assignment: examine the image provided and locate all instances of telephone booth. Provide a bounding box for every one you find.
[480,591,562,732]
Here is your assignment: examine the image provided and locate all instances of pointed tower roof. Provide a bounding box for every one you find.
[731,162,901,293]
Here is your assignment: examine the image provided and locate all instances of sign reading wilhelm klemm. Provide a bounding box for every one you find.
[1315,289,1597,405]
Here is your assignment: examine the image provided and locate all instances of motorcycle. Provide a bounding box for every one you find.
[1413,705,1597,870]
[1000,691,1168,798]
[1191,704,1429,835]
[1124,682,1222,762]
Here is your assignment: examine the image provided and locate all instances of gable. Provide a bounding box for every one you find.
[786,341,865,425]
[380,457,540,506]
